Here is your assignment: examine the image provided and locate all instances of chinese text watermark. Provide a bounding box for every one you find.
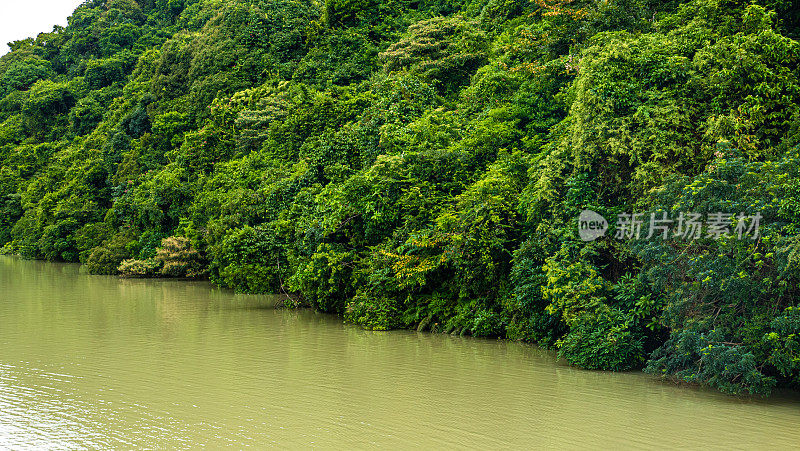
[578,210,761,242]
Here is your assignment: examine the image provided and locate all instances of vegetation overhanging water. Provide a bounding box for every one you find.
[1,0,800,397]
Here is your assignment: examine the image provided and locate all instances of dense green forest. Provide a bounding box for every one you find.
[2,0,800,395]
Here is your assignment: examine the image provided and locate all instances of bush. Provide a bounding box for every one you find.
[86,234,132,275]
[344,294,401,331]
[380,15,488,94]
[479,0,531,29]
[118,258,160,277]
[0,58,54,94]
[287,244,355,313]
[116,236,204,278]
[156,236,205,278]
[557,309,646,371]
[22,79,79,136]
[212,224,289,293]
[469,307,506,338]
[646,328,777,396]
[765,307,800,386]
[505,239,567,345]
[85,58,125,89]
[70,97,104,135]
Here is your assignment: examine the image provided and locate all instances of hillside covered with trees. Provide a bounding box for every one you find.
[2,0,800,395]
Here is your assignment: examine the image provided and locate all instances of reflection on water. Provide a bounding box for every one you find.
[1,255,799,448]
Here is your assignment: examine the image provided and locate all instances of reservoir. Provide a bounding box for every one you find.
[1,256,798,448]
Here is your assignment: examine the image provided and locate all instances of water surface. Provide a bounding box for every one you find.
[1,256,798,448]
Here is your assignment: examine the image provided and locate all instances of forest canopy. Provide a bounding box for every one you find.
[2,0,800,396]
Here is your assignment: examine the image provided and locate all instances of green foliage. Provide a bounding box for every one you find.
[119,257,161,277]
[765,307,800,385]
[117,235,204,277]
[22,79,81,137]
[344,293,402,331]
[542,258,609,324]
[85,58,127,89]
[505,238,565,345]
[479,0,531,29]
[646,328,776,396]
[156,235,205,277]
[288,243,356,313]
[70,97,105,135]
[557,309,646,371]
[381,15,488,94]
[86,233,133,275]
[0,194,22,247]
[1,57,54,95]
[2,0,800,396]
[211,223,289,293]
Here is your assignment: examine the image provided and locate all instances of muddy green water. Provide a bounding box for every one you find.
[1,256,799,449]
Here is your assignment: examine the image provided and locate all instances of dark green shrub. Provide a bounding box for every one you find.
[70,97,104,135]
[86,238,131,275]
[557,309,645,371]
[287,244,355,313]
[479,0,531,29]
[85,58,125,89]
[0,194,22,247]
[1,58,54,95]
[646,328,776,396]
[764,307,800,386]
[211,224,289,293]
[469,307,506,338]
[345,294,401,331]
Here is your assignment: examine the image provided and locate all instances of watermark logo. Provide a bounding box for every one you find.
[578,209,608,242]
[578,210,762,242]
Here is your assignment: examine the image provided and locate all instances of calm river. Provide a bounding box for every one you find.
[1,256,798,448]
